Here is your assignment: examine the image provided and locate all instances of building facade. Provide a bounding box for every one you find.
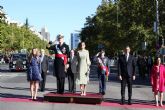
[40,27,50,42]
[2,8,50,42]
[70,33,81,50]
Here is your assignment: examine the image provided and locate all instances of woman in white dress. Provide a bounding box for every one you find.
[76,42,91,96]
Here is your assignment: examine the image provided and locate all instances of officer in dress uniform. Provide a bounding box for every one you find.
[47,34,69,94]
[94,49,110,95]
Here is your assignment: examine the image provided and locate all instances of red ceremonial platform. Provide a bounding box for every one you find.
[44,92,103,104]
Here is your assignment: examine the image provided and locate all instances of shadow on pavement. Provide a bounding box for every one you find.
[107,74,151,86]
[0,86,29,91]
[0,93,44,102]
[104,98,155,106]
[0,93,31,99]
[0,69,10,72]
[0,85,80,94]
[103,98,121,104]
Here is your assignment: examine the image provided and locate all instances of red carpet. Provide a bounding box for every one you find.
[0,97,165,109]
[101,102,165,109]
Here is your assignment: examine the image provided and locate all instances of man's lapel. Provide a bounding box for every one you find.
[122,55,127,63]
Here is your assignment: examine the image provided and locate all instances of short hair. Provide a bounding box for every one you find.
[154,55,161,65]
[100,49,105,53]
[125,46,130,49]
[57,34,64,39]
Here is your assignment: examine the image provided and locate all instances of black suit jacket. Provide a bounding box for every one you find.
[47,43,69,78]
[41,55,49,74]
[118,54,136,78]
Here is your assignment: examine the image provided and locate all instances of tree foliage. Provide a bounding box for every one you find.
[0,21,47,53]
[80,0,165,56]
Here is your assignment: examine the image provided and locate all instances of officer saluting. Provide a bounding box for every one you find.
[47,34,69,94]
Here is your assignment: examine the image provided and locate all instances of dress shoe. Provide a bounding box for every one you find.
[40,89,45,92]
[57,91,60,94]
[102,91,105,95]
[128,100,132,105]
[32,98,37,101]
[59,92,64,95]
[121,99,125,105]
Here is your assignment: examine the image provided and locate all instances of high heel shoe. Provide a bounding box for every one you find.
[33,97,37,101]
[156,103,159,107]
[160,103,163,107]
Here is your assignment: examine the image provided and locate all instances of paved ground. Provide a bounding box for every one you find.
[0,63,165,110]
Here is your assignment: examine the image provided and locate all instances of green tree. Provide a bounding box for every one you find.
[80,0,165,56]
[0,21,47,53]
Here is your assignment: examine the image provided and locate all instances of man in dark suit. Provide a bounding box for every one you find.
[118,46,136,105]
[47,34,69,94]
[40,49,49,92]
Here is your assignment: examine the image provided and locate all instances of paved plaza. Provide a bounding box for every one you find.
[0,64,165,110]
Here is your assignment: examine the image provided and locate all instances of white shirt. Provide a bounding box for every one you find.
[125,53,129,62]
[41,54,44,62]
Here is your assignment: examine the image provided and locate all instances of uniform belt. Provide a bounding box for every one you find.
[55,54,68,65]
[99,65,109,76]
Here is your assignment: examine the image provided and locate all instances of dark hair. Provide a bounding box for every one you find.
[98,49,105,57]
[69,49,75,57]
[49,41,53,45]
[100,49,105,53]
[125,45,131,50]
[77,42,85,50]
[126,45,130,48]
[28,48,37,63]
[153,56,161,65]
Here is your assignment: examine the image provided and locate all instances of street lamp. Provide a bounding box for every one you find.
[156,0,159,35]
[116,0,119,31]
[155,0,160,48]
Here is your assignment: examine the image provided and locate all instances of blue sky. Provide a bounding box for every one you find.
[1,0,101,44]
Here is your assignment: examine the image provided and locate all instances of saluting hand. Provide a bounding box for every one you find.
[96,52,100,57]
[98,58,102,64]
